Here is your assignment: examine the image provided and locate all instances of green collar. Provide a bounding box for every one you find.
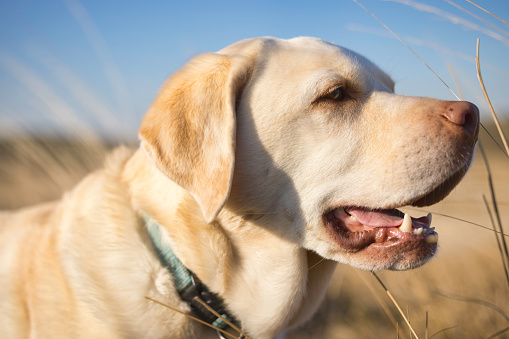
[144,217,240,331]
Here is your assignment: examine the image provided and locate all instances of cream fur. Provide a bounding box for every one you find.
[0,37,478,338]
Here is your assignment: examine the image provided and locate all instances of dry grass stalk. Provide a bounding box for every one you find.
[355,269,399,330]
[407,306,411,339]
[446,64,466,101]
[444,0,509,37]
[481,175,509,286]
[192,296,253,339]
[371,272,420,339]
[476,40,509,284]
[447,63,509,245]
[355,0,508,157]
[486,326,509,339]
[406,206,509,238]
[434,289,509,321]
[465,0,509,26]
[144,296,240,339]
[352,0,460,100]
[475,39,509,157]
[425,311,428,339]
[428,326,459,338]
[482,194,509,286]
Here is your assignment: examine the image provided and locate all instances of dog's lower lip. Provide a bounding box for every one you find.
[324,207,438,251]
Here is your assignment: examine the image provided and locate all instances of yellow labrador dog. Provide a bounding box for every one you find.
[0,37,479,339]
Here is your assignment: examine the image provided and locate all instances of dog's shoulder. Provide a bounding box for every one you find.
[0,146,136,243]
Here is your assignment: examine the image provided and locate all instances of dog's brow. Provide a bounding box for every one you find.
[305,71,347,99]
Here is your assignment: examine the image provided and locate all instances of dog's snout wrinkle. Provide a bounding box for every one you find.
[442,101,479,136]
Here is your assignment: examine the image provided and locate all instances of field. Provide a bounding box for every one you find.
[1,124,508,339]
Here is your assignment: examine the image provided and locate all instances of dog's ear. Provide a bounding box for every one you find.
[139,53,251,223]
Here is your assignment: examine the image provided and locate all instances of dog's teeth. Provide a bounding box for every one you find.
[427,213,433,224]
[424,227,435,235]
[413,228,423,235]
[398,214,412,233]
[425,234,439,244]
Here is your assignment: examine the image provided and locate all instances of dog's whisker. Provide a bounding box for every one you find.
[144,296,239,339]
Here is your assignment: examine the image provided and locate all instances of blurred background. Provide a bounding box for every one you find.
[1,0,508,338]
[1,0,509,139]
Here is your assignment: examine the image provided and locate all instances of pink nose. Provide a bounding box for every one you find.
[443,101,479,135]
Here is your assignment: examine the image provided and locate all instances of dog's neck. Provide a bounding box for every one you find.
[122,149,337,338]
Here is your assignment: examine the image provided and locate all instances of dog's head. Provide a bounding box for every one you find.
[140,37,479,271]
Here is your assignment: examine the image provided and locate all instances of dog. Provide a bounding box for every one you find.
[0,37,479,338]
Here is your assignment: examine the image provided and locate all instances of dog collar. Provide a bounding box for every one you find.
[144,217,241,332]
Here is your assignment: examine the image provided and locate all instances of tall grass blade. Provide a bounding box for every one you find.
[444,0,509,37]
[144,296,239,339]
[476,39,509,157]
[425,311,428,339]
[192,296,252,339]
[479,140,509,287]
[371,272,420,339]
[482,195,509,287]
[434,290,509,321]
[465,0,509,26]
[428,326,458,338]
[352,0,459,100]
[486,326,509,339]
[405,207,509,238]
[356,270,399,330]
[352,0,507,157]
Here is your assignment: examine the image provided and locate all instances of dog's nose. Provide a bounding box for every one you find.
[443,101,479,135]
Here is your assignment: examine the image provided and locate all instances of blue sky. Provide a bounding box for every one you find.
[0,0,508,139]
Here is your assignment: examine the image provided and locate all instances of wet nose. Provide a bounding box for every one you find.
[443,101,479,135]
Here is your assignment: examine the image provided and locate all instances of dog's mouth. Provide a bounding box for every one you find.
[323,158,473,256]
[324,207,437,252]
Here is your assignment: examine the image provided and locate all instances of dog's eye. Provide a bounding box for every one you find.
[323,87,345,101]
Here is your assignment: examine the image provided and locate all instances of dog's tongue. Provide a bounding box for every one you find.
[344,207,404,227]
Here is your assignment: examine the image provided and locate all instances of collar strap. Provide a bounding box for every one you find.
[145,217,240,331]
